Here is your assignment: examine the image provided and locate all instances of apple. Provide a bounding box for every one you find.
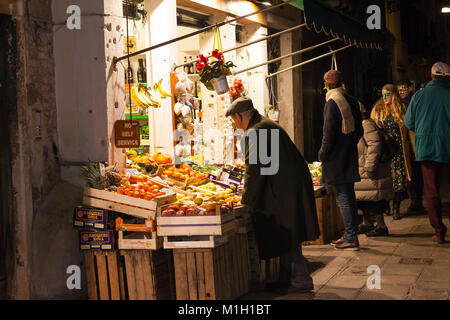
[166,209,176,216]
[176,210,185,216]
[186,208,196,216]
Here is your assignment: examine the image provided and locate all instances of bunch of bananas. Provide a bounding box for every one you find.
[153,79,172,99]
[130,80,172,109]
[130,83,162,108]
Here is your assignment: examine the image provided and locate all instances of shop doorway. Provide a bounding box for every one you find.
[0,14,17,299]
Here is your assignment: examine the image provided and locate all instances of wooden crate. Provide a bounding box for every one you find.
[162,234,229,249]
[172,235,250,300]
[120,249,175,300]
[303,188,344,245]
[83,187,176,220]
[83,250,124,300]
[118,230,163,250]
[157,205,235,237]
[83,249,175,300]
[259,257,280,283]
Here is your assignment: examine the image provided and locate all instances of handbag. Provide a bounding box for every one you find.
[376,113,398,163]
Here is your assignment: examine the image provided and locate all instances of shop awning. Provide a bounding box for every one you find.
[283,0,386,50]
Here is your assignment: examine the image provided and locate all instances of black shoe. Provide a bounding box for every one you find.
[385,201,392,216]
[393,205,402,220]
[366,227,389,237]
[358,223,375,234]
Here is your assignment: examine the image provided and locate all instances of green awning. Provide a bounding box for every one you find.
[283,0,385,50]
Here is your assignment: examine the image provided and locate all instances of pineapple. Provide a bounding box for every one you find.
[81,161,122,190]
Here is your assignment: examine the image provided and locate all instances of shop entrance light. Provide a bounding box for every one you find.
[442,0,450,13]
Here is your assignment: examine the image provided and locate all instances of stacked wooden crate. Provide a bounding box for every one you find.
[79,186,177,300]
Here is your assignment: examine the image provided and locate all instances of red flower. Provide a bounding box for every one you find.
[212,49,224,61]
[199,54,208,65]
[196,62,206,72]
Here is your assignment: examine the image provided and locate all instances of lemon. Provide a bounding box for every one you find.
[194,197,203,206]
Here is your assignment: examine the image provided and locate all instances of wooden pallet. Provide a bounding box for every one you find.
[83,187,176,220]
[172,235,250,300]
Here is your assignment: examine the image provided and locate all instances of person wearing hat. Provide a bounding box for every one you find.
[404,62,450,244]
[319,70,364,250]
[226,96,320,294]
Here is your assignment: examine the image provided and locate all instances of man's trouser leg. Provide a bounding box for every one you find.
[332,183,358,242]
[421,161,446,238]
[408,159,424,201]
[285,246,313,289]
[247,230,261,286]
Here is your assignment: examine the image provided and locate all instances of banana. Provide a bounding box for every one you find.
[157,80,172,98]
[137,84,152,108]
[137,84,161,108]
[130,85,146,107]
[147,89,162,108]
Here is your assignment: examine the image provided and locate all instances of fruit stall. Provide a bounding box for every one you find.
[73,1,348,301]
[74,155,251,300]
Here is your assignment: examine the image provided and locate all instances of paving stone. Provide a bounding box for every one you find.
[314,287,360,300]
[348,254,389,267]
[326,275,368,289]
[418,266,450,282]
[356,284,411,300]
[414,280,450,291]
[381,263,424,276]
[381,274,419,286]
[407,285,449,300]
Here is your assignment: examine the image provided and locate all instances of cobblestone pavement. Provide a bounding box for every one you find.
[242,185,450,300]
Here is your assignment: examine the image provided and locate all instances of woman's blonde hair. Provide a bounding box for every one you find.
[370,84,406,125]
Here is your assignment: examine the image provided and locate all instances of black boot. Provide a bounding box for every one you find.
[393,201,402,220]
[358,209,375,234]
[385,200,392,216]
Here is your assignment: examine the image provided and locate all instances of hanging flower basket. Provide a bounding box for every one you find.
[197,50,235,95]
[210,75,229,95]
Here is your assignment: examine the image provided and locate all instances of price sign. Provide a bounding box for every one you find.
[114,120,140,148]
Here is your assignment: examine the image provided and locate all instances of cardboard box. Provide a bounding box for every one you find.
[73,206,110,230]
[79,230,115,250]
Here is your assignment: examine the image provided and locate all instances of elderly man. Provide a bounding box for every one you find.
[404,62,450,244]
[226,96,320,294]
[319,70,364,251]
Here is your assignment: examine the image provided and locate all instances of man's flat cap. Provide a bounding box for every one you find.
[225,96,254,117]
